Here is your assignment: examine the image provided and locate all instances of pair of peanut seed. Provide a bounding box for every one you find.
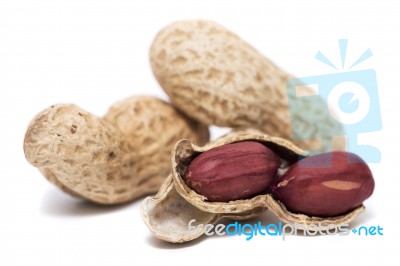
[184,141,374,217]
[24,20,374,243]
[141,130,373,243]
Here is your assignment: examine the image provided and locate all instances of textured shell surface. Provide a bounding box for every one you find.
[150,20,345,152]
[24,96,209,204]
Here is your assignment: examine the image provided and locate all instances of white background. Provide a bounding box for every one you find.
[1,0,399,265]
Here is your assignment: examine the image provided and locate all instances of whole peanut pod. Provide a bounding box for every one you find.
[271,151,374,217]
[184,141,280,201]
[150,20,344,152]
[24,96,209,204]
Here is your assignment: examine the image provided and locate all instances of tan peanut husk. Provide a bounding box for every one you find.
[24,96,209,205]
[150,20,346,152]
[141,130,364,243]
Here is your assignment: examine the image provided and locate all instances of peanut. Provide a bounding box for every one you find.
[150,20,345,152]
[24,96,209,204]
[271,151,374,217]
[184,141,280,202]
[142,130,372,243]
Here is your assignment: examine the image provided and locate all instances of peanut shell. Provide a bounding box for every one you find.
[24,96,209,204]
[141,130,364,243]
[150,20,345,152]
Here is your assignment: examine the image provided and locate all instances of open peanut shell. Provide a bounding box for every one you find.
[141,130,365,243]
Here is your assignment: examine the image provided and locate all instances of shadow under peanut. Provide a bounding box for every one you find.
[146,234,205,249]
[40,188,133,217]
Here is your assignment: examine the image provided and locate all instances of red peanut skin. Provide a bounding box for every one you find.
[271,152,374,217]
[184,141,280,202]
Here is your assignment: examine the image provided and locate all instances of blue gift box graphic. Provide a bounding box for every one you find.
[286,40,382,163]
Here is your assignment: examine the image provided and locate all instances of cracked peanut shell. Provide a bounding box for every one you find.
[141,130,365,243]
